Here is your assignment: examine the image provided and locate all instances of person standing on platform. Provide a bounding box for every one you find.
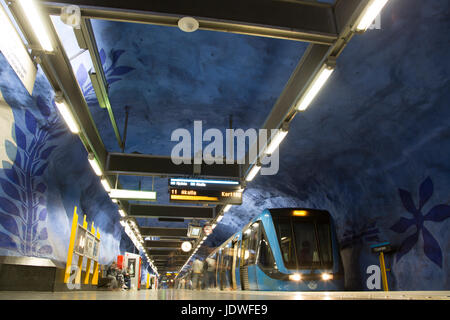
[205,256,216,289]
[192,258,204,290]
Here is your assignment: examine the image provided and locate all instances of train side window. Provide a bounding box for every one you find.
[248,222,260,264]
[241,230,250,266]
[258,229,275,269]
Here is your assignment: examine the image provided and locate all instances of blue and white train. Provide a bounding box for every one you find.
[199,208,345,291]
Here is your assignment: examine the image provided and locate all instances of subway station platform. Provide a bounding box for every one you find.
[0,289,449,300]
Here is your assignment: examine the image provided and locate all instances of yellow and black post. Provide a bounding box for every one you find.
[370,242,393,292]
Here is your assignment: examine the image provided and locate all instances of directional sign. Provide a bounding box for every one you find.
[169,187,242,204]
[370,242,393,254]
[169,178,240,190]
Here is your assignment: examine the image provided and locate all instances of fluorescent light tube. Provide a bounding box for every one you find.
[356,0,388,32]
[223,204,232,213]
[246,164,261,182]
[54,99,80,134]
[296,64,334,111]
[87,153,102,176]
[118,209,126,217]
[119,220,126,227]
[109,189,157,200]
[211,224,217,229]
[216,215,224,222]
[266,129,288,154]
[100,178,111,192]
[18,0,53,52]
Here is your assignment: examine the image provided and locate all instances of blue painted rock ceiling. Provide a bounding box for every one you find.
[0,0,448,290]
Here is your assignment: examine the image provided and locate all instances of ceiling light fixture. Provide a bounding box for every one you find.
[109,189,157,200]
[18,0,53,52]
[296,61,335,111]
[266,129,288,154]
[356,0,389,32]
[54,95,80,134]
[246,164,261,182]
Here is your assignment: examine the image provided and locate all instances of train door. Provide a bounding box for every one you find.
[240,222,260,290]
[216,249,223,289]
[231,238,238,290]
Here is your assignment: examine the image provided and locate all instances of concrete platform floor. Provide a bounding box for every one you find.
[0,289,449,300]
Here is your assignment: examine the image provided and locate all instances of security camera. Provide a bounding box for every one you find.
[60,5,81,29]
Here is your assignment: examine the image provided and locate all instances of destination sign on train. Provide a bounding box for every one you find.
[169,187,243,205]
[169,178,241,190]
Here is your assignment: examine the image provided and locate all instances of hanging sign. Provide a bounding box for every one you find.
[0,5,37,95]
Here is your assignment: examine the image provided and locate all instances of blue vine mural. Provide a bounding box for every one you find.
[0,96,66,257]
[390,177,450,268]
[76,48,135,105]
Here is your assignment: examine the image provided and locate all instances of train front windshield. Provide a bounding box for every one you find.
[272,212,333,269]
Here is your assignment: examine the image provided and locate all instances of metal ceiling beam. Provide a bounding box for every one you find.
[129,204,215,219]
[145,241,183,248]
[74,18,124,149]
[141,227,188,237]
[106,153,241,179]
[148,250,187,256]
[244,0,374,176]
[41,0,338,44]
[8,2,108,169]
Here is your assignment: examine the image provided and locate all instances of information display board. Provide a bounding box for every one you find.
[169,188,242,204]
[169,178,242,204]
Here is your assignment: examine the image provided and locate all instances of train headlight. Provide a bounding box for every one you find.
[289,273,302,281]
[321,273,333,281]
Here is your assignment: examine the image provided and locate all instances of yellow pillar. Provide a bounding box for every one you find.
[75,215,88,285]
[147,273,150,289]
[64,207,78,283]
[91,228,101,285]
[379,252,389,291]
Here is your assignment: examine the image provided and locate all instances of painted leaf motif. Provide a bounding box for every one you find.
[36,183,47,194]
[111,49,125,66]
[99,48,106,66]
[425,204,450,222]
[418,177,433,210]
[422,227,442,268]
[0,232,17,250]
[390,217,415,233]
[37,96,51,117]
[33,162,49,176]
[38,228,48,241]
[3,168,19,185]
[109,66,134,77]
[0,197,20,216]
[25,110,37,135]
[38,208,47,221]
[76,64,88,87]
[398,188,418,216]
[5,140,17,164]
[0,177,21,201]
[14,125,27,150]
[38,245,52,255]
[396,231,419,263]
[0,212,19,236]
[15,150,22,169]
[40,145,57,160]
